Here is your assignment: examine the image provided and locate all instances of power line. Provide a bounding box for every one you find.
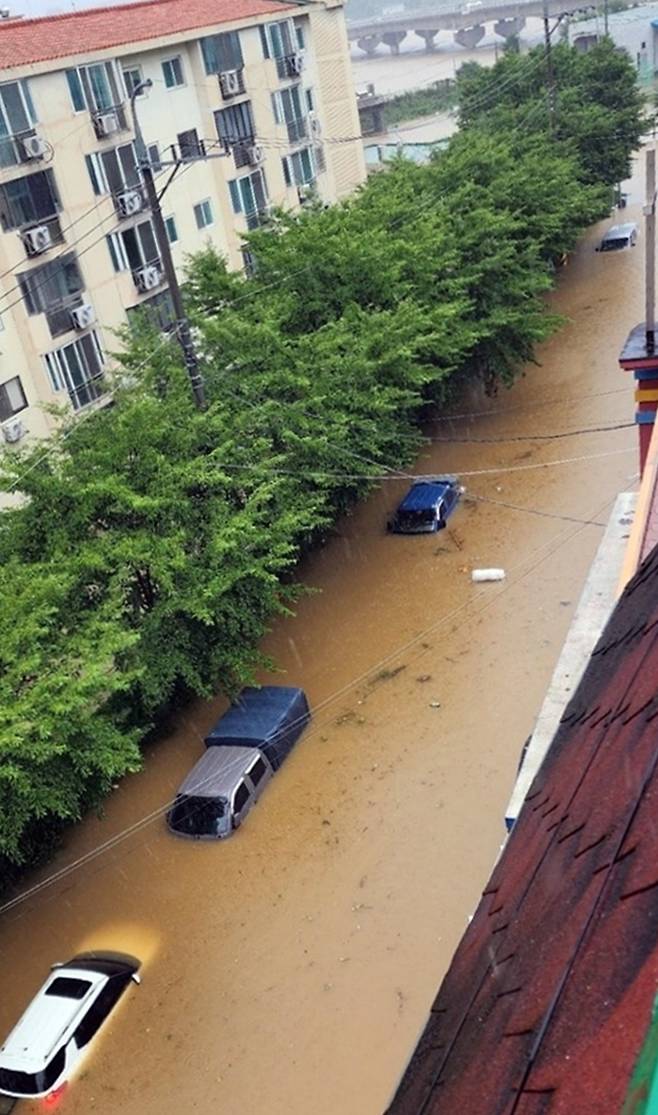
[425,419,634,443]
[0,489,619,918]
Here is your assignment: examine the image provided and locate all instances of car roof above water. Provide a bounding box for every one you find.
[176,746,262,800]
[398,478,455,512]
[0,966,104,1073]
[603,222,637,241]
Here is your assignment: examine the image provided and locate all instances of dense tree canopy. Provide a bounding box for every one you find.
[0,39,645,869]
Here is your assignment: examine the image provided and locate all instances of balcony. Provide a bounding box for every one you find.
[131,259,164,294]
[231,139,260,169]
[218,69,246,101]
[276,53,304,80]
[0,128,47,171]
[21,214,64,259]
[45,294,85,339]
[113,186,148,220]
[245,207,270,231]
[286,116,308,145]
[92,104,128,140]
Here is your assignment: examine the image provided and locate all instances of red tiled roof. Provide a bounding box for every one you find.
[0,0,295,69]
[386,541,658,1115]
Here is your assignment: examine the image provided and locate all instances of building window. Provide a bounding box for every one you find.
[228,170,268,228]
[0,169,60,230]
[200,31,243,75]
[177,128,204,161]
[214,101,255,165]
[43,332,104,411]
[260,19,295,60]
[162,56,184,89]
[282,147,315,187]
[107,219,159,273]
[164,215,178,243]
[18,252,83,316]
[193,199,213,229]
[305,88,314,113]
[295,23,305,50]
[128,289,176,333]
[0,375,27,422]
[0,81,38,168]
[85,143,140,196]
[66,62,122,114]
[148,143,161,171]
[123,67,144,98]
[272,86,307,143]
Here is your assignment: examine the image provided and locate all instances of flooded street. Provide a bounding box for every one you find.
[0,160,646,1112]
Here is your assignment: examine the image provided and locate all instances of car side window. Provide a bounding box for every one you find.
[234,782,250,813]
[73,977,127,1048]
[249,757,267,788]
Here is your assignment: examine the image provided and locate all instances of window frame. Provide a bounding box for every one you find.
[122,66,144,99]
[0,375,27,422]
[161,56,185,90]
[43,331,105,411]
[164,215,178,243]
[193,199,213,230]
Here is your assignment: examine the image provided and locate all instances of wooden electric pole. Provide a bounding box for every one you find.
[645,146,656,355]
[130,80,206,410]
[543,0,556,134]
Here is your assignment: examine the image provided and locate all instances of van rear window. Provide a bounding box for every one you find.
[169,796,226,836]
[0,1047,65,1096]
[46,977,91,1000]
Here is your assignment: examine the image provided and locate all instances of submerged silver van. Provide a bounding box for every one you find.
[167,746,273,839]
[597,222,638,252]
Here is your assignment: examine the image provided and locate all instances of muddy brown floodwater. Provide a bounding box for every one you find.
[0,158,646,1115]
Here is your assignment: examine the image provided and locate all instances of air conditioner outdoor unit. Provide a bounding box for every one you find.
[308,112,322,140]
[70,303,95,330]
[247,143,265,166]
[219,70,241,98]
[117,189,143,217]
[2,418,24,444]
[23,224,52,254]
[288,52,304,76]
[136,265,162,292]
[21,134,48,159]
[95,111,119,137]
[297,184,315,204]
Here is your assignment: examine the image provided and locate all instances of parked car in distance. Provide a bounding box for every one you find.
[168,746,273,839]
[388,477,461,534]
[596,222,638,252]
[0,952,140,1101]
[204,685,311,771]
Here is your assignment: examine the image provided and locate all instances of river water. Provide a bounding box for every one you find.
[0,158,645,1112]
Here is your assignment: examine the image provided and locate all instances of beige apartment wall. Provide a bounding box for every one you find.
[0,0,365,454]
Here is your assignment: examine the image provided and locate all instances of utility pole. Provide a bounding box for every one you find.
[603,0,609,36]
[130,80,206,410]
[644,146,656,355]
[543,0,556,135]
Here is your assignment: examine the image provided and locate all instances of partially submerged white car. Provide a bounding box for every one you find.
[0,951,140,1100]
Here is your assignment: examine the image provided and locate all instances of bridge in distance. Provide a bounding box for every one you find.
[348,0,579,53]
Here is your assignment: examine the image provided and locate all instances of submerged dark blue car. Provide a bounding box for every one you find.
[388,478,461,534]
[205,686,310,771]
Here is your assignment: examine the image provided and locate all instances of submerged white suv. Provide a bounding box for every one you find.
[0,951,140,1100]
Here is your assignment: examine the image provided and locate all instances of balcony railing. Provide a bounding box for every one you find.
[0,128,43,170]
[131,257,164,294]
[276,53,304,80]
[92,103,128,140]
[45,294,84,339]
[113,186,149,220]
[286,116,308,145]
[69,372,106,413]
[21,213,64,259]
[245,207,270,231]
[230,138,259,169]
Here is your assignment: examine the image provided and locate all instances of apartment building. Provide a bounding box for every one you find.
[0,0,366,444]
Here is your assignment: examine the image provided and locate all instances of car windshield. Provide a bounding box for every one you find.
[169,796,227,836]
[601,237,628,251]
